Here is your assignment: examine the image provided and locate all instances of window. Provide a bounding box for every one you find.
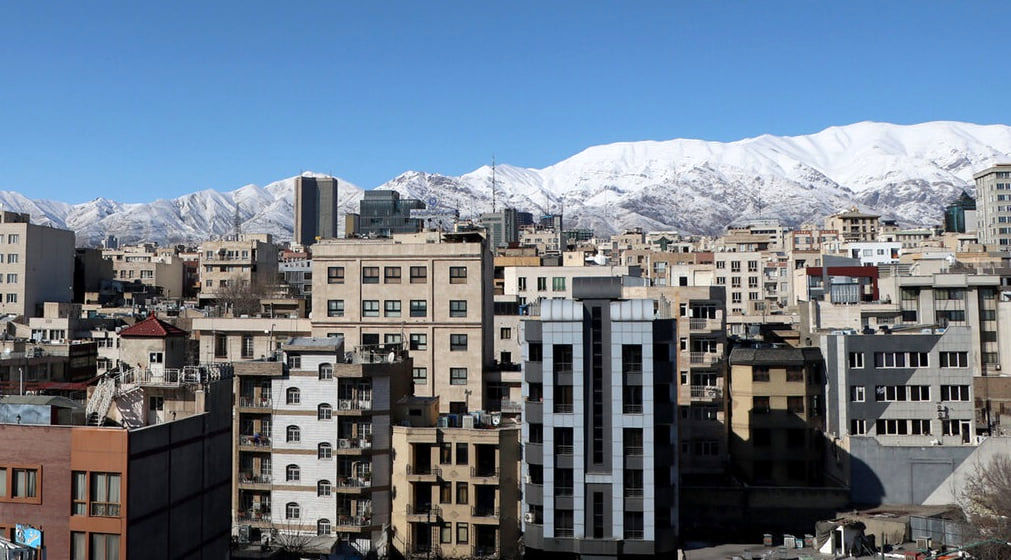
[441,522,452,543]
[850,419,867,435]
[456,442,469,465]
[450,368,467,385]
[850,385,865,402]
[7,234,19,244]
[942,420,971,437]
[11,468,37,499]
[456,481,468,504]
[874,352,907,368]
[90,533,120,560]
[440,443,452,464]
[528,343,542,361]
[241,335,254,358]
[384,300,402,317]
[318,480,332,496]
[941,385,971,401]
[410,266,427,283]
[410,333,428,350]
[552,277,566,291]
[287,354,301,369]
[362,267,380,284]
[753,396,770,414]
[319,363,333,380]
[449,266,468,284]
[90,473,121,516]
[456,522,469,544]
[286,425,301,443]
[5,274,16,284]
[150,396,164,411]
[786,367,805,383]
[752,428,771,446]
[318,442,333,459]
[72,471,87,515]
[215,334,228,358]
[72,532,86,560]
[362,300,380,317]
[5,294,15,303]
[450,334,468,351]
[318,519,331,536]
[327,266,344,284]
[787,396,805,414]
[536,277,547,291]
[286,387,301,405]
[148,351,163,364]
[752,367,769,382]
[318,403,333,420]
[384,266,401,283]
[449,300,467,317]
[410,300,427,317]
[286,464,300,482]
[286,502,300,519]
[500,327,512,339]
[940,352,968,368]
[412,367,428,384]
[327,299,345,317]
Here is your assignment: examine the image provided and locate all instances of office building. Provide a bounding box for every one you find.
[0,211,75,319]
[479,208,519,249]
[974,164,1011,248]
[310,232,493,413]
[390,396,522,559]
[943,192,977,234]
[522,277,678,559]
[350,191,426,238]
[295,176,340,247]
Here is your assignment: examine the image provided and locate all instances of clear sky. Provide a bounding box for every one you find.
[2,1,1010,202]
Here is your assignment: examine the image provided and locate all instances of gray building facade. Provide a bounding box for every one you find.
[480,208,519,249]
[355,190,425,238]
[522,277,678,559]
[973,164,1011,249]
[295,176,340,246]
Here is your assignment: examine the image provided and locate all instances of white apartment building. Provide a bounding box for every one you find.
[502,265,641,305]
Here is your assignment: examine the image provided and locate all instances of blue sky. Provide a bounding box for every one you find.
[2,1,1010,202]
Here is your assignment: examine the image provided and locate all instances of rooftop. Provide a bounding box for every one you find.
[729,346,823,366]
[119,314,188,338]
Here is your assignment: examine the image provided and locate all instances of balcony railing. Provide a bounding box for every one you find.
[406,465,442,477]
[335,514,372,528]
[555,445,573,455]
[624,487,644,498]
[553,403,574,414]
[555,486,574,497]
[239,434,272,448]
[337,437,372,450]
[472,506,499,518]
[473,545,501,558]
[688,317,720,331]
[555,528,574,538]
[336,476,372,488]
[471,466,499,478]
[239,396,272,409]
[407,544,441,558]
[337,399,373,411]
[90,502,121,517]
[690,385,723,400]
[237,509,270,522]
[238,472,271,485]
[499,400,523,413]
[407,504,441,517]
[624,446,644,456]
[689,352,720,365]
[624,530,645,540]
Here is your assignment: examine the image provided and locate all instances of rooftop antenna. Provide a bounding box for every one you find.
[233,199,242,240]
[491,155,497,213]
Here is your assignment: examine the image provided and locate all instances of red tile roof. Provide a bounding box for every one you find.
[119,314,188,338]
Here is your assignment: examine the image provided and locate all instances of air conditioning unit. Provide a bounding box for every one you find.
[524,475,532,484]
[339,401,352,410]
[491,413,502,426]
[339,439,350,448]
[524,513,535,524]
[915,538,932,550]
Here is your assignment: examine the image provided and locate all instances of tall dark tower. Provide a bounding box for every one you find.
[294,175,340,246]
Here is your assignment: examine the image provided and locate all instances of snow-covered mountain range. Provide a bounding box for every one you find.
[5,121,1011,246]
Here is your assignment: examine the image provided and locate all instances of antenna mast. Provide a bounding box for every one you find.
[233,200,241,239]
[491,155,497,213]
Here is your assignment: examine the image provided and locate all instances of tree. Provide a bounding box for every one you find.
[269,521,316,558]
[214,276,268,317]
[959,453,1011,560]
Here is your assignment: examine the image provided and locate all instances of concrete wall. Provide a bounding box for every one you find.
[848,436,975,505]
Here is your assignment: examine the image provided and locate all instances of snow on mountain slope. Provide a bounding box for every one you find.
[3,121,1010,244]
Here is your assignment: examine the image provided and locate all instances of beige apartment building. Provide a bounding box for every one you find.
[824,208,880,242]
[310,232,494,414]
[0,211,75,318]
[198,233,280,305]
[103,243,185,298]
[390,396,521,560]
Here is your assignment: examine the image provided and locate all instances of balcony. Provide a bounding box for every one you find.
[336,476,372,490]
[406,504,441,521]
[337,399,373,412]
[337,437,373,452]
[238,396,273,409]
[406,544,441,559]
[689,352,720,366]
[498,400,523,413]
[238,434,272,449]
[690,385,723,401]
[471,506,499,520]
[473,545,500,558]
[406,465,442,481]
[238,472,271,488]
[688,317,721,332]
[334,514,372,530]
[237,509,271,524]
[471,466,499,480]
[555,444,574,455]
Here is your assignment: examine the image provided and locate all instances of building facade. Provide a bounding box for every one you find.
[0,211,75,319]
[198,234,279,305]
[974,164,1011,248]
[295,176,340,247]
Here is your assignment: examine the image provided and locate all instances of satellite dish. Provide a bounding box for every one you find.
[427,197,438,206]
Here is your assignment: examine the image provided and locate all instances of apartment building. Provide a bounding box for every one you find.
[824,208,880,242]
[232,337,412,556]
[310,232,493,413]
[0,211,75,318]
[198,234,279,305]
[492,248,540,295]
[390,396,521,560]
[728,346,827,486]
[502,265,642,305]
[522,277,678,559]
[974,164,1011,249]
[294,175,340,247]
[0,364,232,559]
[519,225,563,254]
[102,244,184,298]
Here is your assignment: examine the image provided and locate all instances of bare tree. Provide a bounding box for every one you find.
[269,521,316,557]
[959,453,1011,560]
[215,276,268,317]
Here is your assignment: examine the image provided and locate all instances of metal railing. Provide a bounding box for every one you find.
[337,437,372,450]
[406,504,441,517]
[471,506,499,518]
[239,434,272,448]
[689,352,720,365]
[239,396,272,409]
[238,472,271,484]
[335,514,372,527]
[554,486,574,496]
[624,487,644,498]
[347,343,407,365]
[499,400,523,413]
[471,466,499,478]
[237,509,270,522]
[688,317,720,331]
[624,446,644,456]
[406,465,442,477]
[624,530,644,539]
[337,399,373,411]
[555,528,574,537]
[623,403,643,414]
[90,502,121,517]
[473,545,500,558]
[336,476,372,488]
[690,385,723,399]
[555,445,573,455]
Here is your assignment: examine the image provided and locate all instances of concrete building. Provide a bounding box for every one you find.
[522,277,678,559]
[943,192,977,234]
[728,346,827,486]
[479,208,520,249]
[0,364,233,559]
[198,234,280,305]
[310,232,493,414]
[824,208,881,242]
[103,244,185,298]
[390,396,522,560]
[231,337,412,556]
[191,316,311,364]
[295,176,340,247]
[0,211,75,319]
[973,164,1011,249]
[74,248,114,304]
[502,265,642,305]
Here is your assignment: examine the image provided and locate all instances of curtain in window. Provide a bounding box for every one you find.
[14,469,36,497]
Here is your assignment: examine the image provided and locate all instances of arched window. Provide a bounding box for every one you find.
[319,363,333,380]
[286,387,300,405]
[318,480,332,497]
[285,502,300,519]
[286,425,300,443]
[318,442,333,460]
[318,403,333,421]
[317,518,331,536]
[286,464,300,482]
